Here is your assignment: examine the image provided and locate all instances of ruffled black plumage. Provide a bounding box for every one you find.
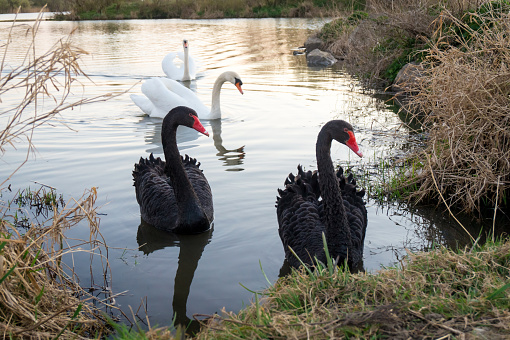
[276,120,367,271]
[133,106,213,234]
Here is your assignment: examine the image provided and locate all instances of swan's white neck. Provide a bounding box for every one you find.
[209,74,228,119]
[182,47,190,81]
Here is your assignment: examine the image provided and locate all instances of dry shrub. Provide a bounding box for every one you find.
[399,7,510,213]
[0,188,113,339]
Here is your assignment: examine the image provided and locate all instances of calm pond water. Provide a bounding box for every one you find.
[0,17,504,330]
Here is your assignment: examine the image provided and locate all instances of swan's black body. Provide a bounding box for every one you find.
[133,106,213,234]
[276,120,367,271]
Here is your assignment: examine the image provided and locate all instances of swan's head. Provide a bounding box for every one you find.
[168,106,209,137]
[221,71,244,95]
[183,39,188,49]
[331,120,363,158]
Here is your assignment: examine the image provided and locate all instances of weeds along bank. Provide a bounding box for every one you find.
[0,188,112,338]
[311,0,510,215]
[0,14,123,338]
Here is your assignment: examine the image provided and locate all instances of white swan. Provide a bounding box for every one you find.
[130,71,244,120]
[162,39,197,81]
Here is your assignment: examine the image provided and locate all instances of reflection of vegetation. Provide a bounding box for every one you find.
[9,186,65,228]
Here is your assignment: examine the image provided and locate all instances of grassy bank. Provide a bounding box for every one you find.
[56,0,365,20]
[111,237,510,339]
[193,238,510,339]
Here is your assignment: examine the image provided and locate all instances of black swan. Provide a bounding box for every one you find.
[276,120,367,271]
[133,106,213,234]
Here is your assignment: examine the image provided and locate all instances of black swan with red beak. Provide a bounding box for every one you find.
[133,106,213,234]
[276,120,367,271]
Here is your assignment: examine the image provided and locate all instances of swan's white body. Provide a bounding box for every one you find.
[162,39,197,81]
[130,71,243,120]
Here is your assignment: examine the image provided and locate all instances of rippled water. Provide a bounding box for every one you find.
[0,18,500,330]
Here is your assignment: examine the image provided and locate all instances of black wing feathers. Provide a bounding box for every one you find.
[276,165,367,270]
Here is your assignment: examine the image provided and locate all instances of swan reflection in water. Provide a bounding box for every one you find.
[137,115,245,171]
[137,115,202,155]
[209,118,245,171]
[136,219,213,334]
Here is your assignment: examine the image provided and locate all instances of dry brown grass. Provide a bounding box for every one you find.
[325,0,441,86]
[0,188,114,339]
[0,8,128,339]
[397,7,510,213]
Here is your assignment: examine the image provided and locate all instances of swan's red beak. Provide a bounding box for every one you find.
[192,115,209,137]
[346,131,363,158]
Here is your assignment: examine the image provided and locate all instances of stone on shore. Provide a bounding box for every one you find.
[306,49,337,66]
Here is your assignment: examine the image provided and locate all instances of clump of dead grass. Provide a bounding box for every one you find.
[0,187,113,339]
[397,6,510,213]
[194,240,510,339]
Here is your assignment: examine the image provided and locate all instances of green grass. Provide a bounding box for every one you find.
[252,5,284,17]
[338,156,424,202]
[104,204,510,339]
[192,237,510,339]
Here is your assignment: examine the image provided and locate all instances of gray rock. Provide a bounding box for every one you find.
[304,36,324,53]
[392,62,424,93]
[306,49,338,66]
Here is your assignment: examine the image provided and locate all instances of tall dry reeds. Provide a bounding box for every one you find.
[0,8,123,187]
[0,8,126,338]
[398,5,510,213]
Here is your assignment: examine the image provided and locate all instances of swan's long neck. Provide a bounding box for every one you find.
[316,126,352,251]
[209,76,226,119]
[182,47,190,81]
[162,122,207,231]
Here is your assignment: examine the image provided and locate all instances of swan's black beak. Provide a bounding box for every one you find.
[235,78,244,94]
